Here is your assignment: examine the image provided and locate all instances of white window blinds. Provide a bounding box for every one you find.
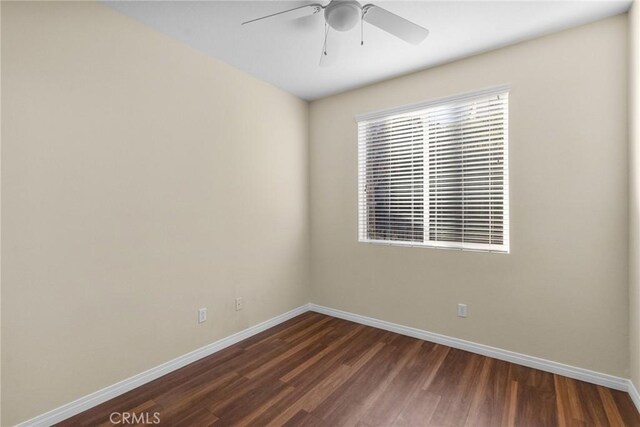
[357,86,509,253]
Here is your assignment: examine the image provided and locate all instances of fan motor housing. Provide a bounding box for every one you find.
[324,0,362,32]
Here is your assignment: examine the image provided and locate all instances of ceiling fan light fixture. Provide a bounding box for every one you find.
[241,0,430,66]
[324,0,361,32]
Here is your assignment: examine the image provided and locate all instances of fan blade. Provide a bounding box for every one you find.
[242,4,323,26]
[362,4,429,45]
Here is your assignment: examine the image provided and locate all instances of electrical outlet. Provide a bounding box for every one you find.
[235,297,243,311]
[198,308,207,323]
[457,304,468,318]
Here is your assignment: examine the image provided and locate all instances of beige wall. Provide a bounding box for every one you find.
[310,16,629,377]
[630,1,640,391]
[1,2,309,425]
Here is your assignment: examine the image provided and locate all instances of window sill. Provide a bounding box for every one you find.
[358,238,509,254]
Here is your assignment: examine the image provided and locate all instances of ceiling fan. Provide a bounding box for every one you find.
[241,0,429,65]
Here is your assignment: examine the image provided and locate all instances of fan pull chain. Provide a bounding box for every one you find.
[361,12,364,45]
[323,22,329,56]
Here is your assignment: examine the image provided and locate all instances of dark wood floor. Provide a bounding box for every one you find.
[59,312,640,426]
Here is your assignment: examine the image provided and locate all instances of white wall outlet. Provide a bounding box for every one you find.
[235,297,243,311]
[457,303,468,318]
[198,308,207,323]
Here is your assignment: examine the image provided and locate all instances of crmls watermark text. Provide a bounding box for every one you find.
[109,412,161,424]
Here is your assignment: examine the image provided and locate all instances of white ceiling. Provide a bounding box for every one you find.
[105,0,631,100]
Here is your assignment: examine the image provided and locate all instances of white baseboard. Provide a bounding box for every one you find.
[17,304,311,427]
[309,303,629,392]
[628,380,640,414]
[16,302,639,426]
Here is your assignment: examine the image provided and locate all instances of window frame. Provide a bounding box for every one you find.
[356,85,510,254]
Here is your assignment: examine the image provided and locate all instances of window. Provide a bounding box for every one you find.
[357,86,509,253]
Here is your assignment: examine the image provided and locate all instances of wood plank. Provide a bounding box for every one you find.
[464,357,494,426]
[265,342,386,426]
[244,327,332,379]
[573,381,608,426]
[282,410,327,427]
[393,390,441,426]
[428,349,485,426]
[465,358,511,427]
[328,338,423,426]
[171,407,218,427]
[359,341,437,426]
[421,343,450,390]
[510,365,557,427]
[600,386,633,426]
[280,324,364,383]
[504,379,518,427]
